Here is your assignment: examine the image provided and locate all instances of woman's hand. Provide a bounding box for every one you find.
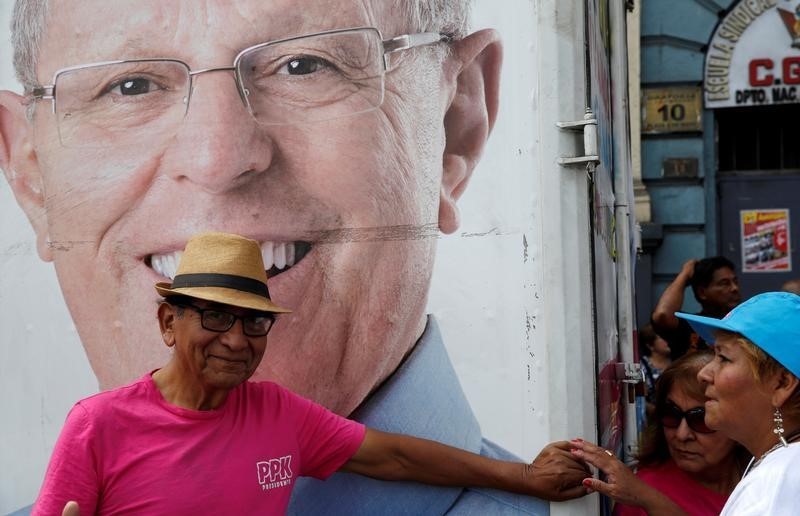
[569,439,687,516]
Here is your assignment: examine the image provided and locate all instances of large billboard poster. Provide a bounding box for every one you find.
[0,2,593,514]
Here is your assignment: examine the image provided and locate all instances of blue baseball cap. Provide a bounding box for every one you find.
[676,292,800,378]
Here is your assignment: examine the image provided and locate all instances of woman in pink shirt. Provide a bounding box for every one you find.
[613,350,747,515]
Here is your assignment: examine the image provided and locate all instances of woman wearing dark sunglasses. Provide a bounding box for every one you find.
[611,350,747,515]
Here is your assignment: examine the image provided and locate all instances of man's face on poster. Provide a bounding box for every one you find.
[1,0,498,416]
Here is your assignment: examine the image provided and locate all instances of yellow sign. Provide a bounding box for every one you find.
[642,87,703,133]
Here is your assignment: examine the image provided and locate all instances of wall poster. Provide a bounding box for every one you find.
[741,208,792,272]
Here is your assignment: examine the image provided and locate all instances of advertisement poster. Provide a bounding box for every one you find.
[1,2,603,514]
[741,209,792,272]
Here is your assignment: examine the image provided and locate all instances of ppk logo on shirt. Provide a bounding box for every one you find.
[257,455,293,491]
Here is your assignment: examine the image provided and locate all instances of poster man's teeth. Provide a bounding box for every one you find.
[151,251,183,281]
[150,243,298,279]
[261,242,297,270]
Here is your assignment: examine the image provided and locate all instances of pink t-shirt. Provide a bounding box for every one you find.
[613,459,729,516]
[33,373,366,515]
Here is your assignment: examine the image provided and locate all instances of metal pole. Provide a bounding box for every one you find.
[608,0,640,464]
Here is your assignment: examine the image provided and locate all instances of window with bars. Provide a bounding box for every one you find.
[717,104,800,173]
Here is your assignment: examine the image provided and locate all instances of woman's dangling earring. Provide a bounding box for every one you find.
[774,406,788,447]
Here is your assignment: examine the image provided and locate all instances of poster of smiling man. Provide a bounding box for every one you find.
[0,1,621,514]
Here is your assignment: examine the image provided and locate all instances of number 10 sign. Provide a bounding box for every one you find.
[642,86,703,134]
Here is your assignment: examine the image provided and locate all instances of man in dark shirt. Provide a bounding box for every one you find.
[651,256,741,359]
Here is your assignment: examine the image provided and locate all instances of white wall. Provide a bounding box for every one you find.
[432,1,546,458]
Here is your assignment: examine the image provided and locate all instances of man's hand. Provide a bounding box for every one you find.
[62,501,80,516]
[522,441,592,501]
[678,259,698,281]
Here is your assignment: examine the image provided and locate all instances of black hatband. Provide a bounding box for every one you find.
[170,273,270,298]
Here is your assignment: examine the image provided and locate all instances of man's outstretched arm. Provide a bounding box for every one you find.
[60,429,590,514]
[340,428,590,501]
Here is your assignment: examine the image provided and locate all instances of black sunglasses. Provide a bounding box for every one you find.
[176,302,275,337]
[659,400,715,434]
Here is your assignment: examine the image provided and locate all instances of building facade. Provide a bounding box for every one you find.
[636,0,800,323]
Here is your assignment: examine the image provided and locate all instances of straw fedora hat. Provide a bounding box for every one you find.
[155,232,291,313]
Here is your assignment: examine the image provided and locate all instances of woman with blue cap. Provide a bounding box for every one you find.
[572,292,800,514]
[683,291,800,514]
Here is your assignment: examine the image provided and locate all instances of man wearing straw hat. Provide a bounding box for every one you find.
[33,232,590,515]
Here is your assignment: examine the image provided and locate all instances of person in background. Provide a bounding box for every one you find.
[638,324,671,419]
[575,292,800,515]
[573,350,745,515]
[651,257,740,360]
